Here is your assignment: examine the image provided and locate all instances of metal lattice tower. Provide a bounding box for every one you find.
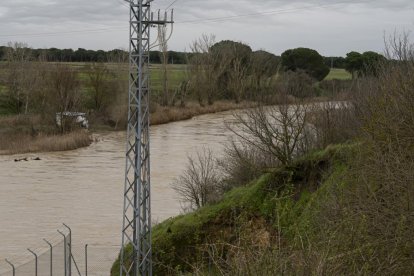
[121,1,173,275]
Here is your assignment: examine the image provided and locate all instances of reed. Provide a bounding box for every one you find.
[150,101,257,126]
[0,130,92,155]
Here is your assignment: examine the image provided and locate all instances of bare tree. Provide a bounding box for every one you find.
[384,31,414,61]
[45,65,82,132]
[228,56,248,104]
[218,140,279,191]
[105,52,129,129]
[177,80,190,107]
[228,94,314,166]
[225,43,251,103]
[308,101,358,148]
[173,148,221,210]
[3,42,34,114]
[86,63,112,111]
[189,34,226,106]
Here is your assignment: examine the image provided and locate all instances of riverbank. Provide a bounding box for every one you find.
[150,100,257,126]
[111,144,354,275]
[0,130,93,155]
[0,101,257,155]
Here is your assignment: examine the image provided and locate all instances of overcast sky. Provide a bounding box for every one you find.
[0,0,413,56]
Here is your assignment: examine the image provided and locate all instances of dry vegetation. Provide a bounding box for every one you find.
[1,38,346,155]
[150,100,257,126]
[0,114,92,155]
[112,34,414,275]
[0,130,92,155]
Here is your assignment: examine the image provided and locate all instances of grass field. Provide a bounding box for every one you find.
[0,61,188,89]
[0,62,189,115]
[150,64,188,91]
[0,62,349,117]
[61,62,188,91]
[325,68,352,80]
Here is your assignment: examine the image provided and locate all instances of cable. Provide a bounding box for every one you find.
[176,0,370,24]
[150,24,174,49]
[166,0,180,10]
[0,0,373,39]
[116,0,130,8]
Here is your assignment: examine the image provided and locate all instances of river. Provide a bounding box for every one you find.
[0,110,237,275]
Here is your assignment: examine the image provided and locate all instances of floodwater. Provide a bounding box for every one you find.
[0,110,237,275]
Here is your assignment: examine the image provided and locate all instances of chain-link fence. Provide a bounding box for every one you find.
[0,225,120,276]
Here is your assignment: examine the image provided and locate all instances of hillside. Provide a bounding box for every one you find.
[111,144,356,275]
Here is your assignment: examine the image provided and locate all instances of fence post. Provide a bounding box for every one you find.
[58,230,67,276]
[5,259,15,276]
[63,223,72,276]
[44,239,53,276]
[85,244,88,276]
[27,248,38,276]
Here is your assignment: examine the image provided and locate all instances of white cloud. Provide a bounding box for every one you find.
[0,7,9,18]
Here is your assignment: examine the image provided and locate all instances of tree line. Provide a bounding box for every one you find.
[0,43,383,72]
[0,39,387,130]
[0,45,187,64]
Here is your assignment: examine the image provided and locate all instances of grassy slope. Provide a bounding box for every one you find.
[111,144,354,275]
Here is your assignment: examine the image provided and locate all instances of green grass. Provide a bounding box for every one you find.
[150,64,188,91]
[325,68,352,80]
[0,63,189,115]
[111,144,354,275]
[0,62,189,93]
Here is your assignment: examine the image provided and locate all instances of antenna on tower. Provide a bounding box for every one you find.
[120,1,174,275]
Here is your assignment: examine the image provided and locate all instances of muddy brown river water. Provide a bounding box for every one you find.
[0,110,237,275]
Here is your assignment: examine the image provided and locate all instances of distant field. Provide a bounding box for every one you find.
[0,62,189,115]
[0,63,351,109]
[325,68,352,80]
[66,62,188,91]
[0,61,189,92]
[150,64,188,91]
